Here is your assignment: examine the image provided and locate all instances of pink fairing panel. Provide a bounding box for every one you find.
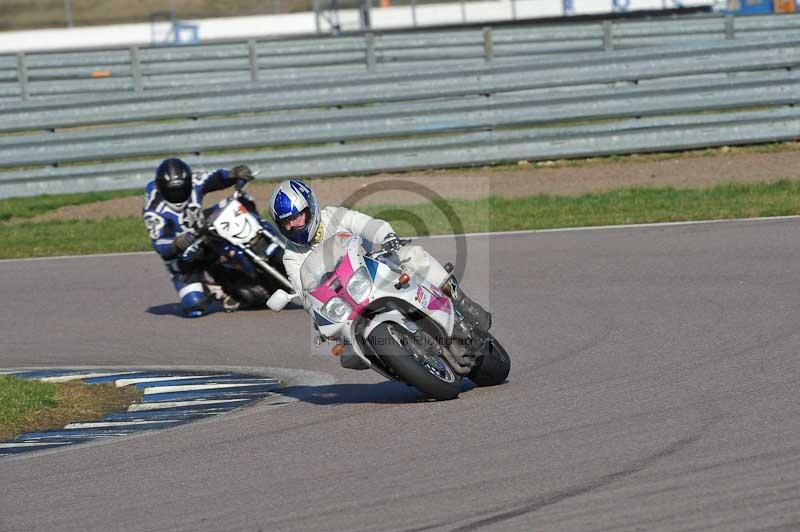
[427,294,452,314]
[308,254,355,305]
[307,251,373,322]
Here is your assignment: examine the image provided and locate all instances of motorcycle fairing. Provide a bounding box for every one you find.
[200,239,258,275]
[364,256,380,280]
[303,234,454,365]
[313,310,334,327]
[210,199,261,246]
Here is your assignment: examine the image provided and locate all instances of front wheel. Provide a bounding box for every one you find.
[468,335,511,387]
[370,323,461,401]
[207,265,271,308]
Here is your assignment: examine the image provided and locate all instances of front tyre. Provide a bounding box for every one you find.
[370,322,461,401]
[208,264,271,308]
[468,335,511,387]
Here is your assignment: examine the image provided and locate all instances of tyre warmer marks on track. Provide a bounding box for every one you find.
[0,369,283,457]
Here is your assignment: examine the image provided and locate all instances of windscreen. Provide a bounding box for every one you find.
[299,233,353,293]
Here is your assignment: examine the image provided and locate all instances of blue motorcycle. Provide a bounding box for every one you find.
[181,181,292,310]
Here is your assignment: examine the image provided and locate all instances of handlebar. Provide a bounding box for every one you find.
[234,170,260,193]
[366,237,413,258]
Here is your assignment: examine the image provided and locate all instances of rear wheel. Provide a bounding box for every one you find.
[370,322,461,400]
[468,335,511,387]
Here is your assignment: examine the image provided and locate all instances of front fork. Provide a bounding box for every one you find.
[241,229,293,292]
[243,248,293,292]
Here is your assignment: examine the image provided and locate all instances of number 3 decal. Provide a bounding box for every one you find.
[144,212,165,240]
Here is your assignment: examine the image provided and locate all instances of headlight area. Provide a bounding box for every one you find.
[321,296,353,323]
[346,267,372,303]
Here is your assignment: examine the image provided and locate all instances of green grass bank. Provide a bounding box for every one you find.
[1,180,799,259]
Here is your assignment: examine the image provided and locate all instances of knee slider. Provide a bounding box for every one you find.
[179,285,212,316]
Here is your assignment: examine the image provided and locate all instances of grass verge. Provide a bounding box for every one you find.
[0,217,153,258]
[362,181,800,235]
[0,375,142,441]
[1,180,799,259]
[0,189,140,223]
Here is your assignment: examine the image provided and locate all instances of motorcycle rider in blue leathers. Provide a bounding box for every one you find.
[142,158,254,317]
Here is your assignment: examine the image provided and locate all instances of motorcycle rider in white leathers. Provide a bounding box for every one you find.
[268,179,492,334]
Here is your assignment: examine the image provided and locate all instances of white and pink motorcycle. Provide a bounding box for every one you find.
[267,232,510,400]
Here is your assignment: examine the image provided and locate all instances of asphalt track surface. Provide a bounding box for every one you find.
[2,218,800,532]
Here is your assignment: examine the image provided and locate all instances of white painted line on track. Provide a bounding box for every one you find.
[39,372,137,383]
[22,432,132,439]
[127,398,252,411]
[0,251,153,263]
[63,420,181,429]
[0,442,72,448]
[422,215,800,240]
[2,215,799,264]
[114,374,231,387]
[143,381,278,394]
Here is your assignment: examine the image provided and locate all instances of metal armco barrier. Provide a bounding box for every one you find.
[0,22,799,198]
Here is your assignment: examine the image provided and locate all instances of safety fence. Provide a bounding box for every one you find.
[1,13,800,101]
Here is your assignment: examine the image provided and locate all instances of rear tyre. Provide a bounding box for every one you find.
[468,335,511,387]
[370,322,461,401]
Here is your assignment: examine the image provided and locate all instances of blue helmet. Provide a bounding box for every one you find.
[269,179,320,246]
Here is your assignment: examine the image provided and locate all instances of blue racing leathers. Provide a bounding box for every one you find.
[142,168,238,317]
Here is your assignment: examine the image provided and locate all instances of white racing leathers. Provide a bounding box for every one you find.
[283,206,450,300]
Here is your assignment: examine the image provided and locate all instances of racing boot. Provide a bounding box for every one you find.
[207,283,241,313]
[222,295,241,313]
[440,275,492,335]
[206,283,226,301]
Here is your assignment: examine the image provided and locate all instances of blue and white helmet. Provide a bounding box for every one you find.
[269,179,321,246]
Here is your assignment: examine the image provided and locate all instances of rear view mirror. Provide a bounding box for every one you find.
[267,289,292,311]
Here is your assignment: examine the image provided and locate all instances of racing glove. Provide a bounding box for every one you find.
[381,233,403,253]
[173,232,196,254]
[231,165,254,182]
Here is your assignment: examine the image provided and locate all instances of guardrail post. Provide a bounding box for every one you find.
[16,52,29,101]
[602,20,614,50]
[130,47,143,93]
[725,15,735,40]
[511,0,517,20]
[365,32,376,71]
[483,27,493,63]
[248,39,259,82]
[460,0,467,22]
[411,0,417,26]
[313,0,321,34]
